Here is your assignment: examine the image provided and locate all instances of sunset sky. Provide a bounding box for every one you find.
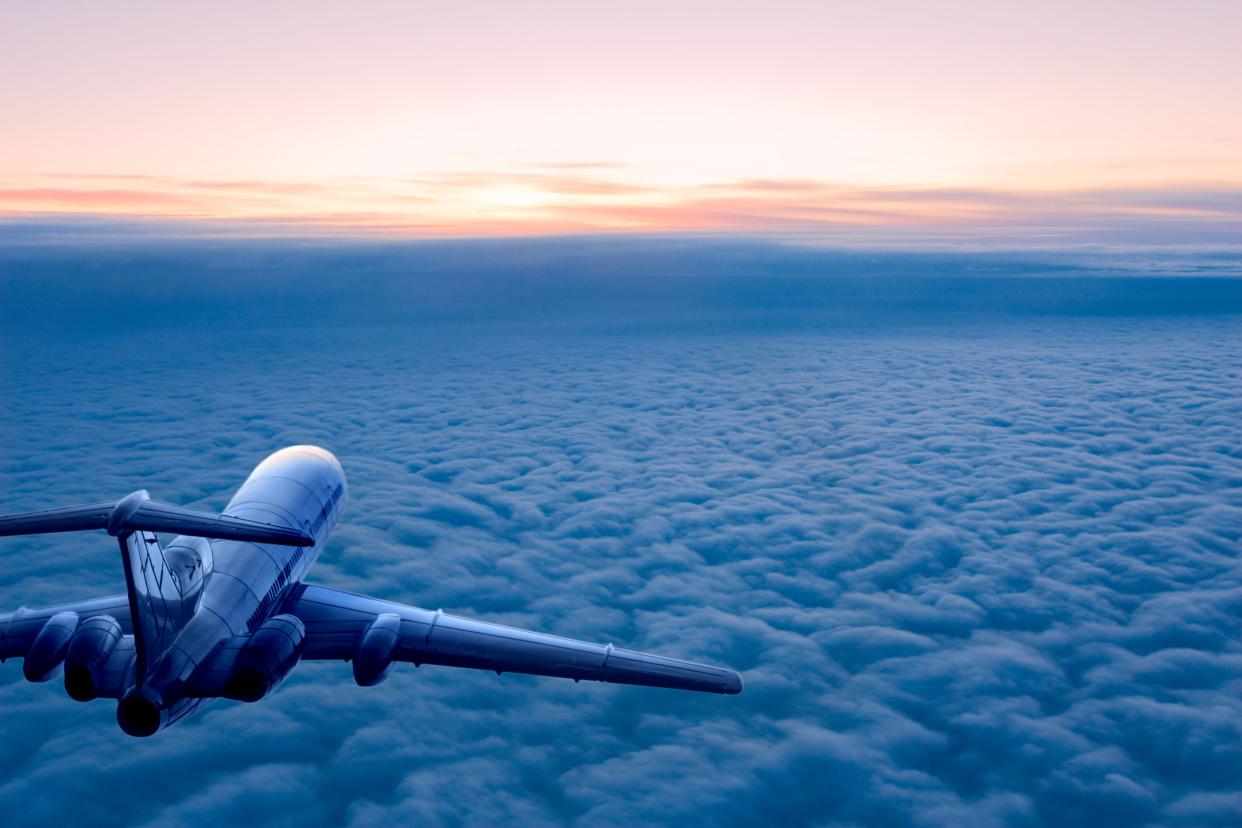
[2,1,1239,241]
[3,5,1242,826]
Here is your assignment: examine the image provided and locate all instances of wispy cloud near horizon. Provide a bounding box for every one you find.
[1,170,1239,247]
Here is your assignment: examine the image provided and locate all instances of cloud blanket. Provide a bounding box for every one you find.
[0,240,1238,826]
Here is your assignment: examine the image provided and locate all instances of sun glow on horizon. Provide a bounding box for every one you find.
[1,1,1239,243]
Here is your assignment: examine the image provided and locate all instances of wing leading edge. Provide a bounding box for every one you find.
[285,584,743,695]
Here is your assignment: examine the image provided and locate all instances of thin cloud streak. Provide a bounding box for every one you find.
[0,170,1239,245]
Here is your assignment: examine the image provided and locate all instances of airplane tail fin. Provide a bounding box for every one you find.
[117,528,185,681]
[0,490,312,683]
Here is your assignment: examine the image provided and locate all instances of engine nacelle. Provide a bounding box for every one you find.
[353,613,401,687]
[223,614,306,703]
[64,614,124,702]
[116,687,168,738]
[24,611,79,683]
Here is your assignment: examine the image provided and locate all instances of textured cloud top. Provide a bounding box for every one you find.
[0,241,1239,826]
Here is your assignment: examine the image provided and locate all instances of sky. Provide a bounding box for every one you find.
[1,4,1241,825]
[1,1,1240,240]
[0,243,1240,826]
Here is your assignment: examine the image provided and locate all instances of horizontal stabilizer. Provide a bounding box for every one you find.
[0,490,312,547]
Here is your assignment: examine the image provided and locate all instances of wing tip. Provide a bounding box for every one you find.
[722,669,744,695]
[280,528,316,547]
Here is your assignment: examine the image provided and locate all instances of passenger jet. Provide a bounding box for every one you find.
[0,446,742,736]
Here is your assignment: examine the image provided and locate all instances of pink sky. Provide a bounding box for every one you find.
[2,1,1239,240]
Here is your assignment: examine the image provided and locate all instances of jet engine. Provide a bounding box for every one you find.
[352,612,401,686]
[23,611,79,683]
[64,614,124,701]
[223,614,305,703]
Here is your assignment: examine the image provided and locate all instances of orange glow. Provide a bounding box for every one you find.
[1,2,1239,240]
[1,171,1238,241]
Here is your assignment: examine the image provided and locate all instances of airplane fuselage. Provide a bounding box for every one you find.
[123,446,346,732]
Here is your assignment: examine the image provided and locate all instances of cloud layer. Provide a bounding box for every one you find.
[0,242,1239,826]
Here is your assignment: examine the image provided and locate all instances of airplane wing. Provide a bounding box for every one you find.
[0,594,132,661]
[283,584,743,695]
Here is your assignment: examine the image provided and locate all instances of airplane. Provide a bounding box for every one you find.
[0,445,742,736]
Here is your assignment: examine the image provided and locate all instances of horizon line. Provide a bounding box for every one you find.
[0,171,1239,249]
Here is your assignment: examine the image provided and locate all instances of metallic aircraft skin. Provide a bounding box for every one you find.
[0,446,742,736]
[130,446,347,730]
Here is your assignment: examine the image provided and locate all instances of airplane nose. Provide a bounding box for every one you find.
[116,688,167,737]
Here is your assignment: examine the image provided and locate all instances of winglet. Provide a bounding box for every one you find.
[0,493,313,547]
